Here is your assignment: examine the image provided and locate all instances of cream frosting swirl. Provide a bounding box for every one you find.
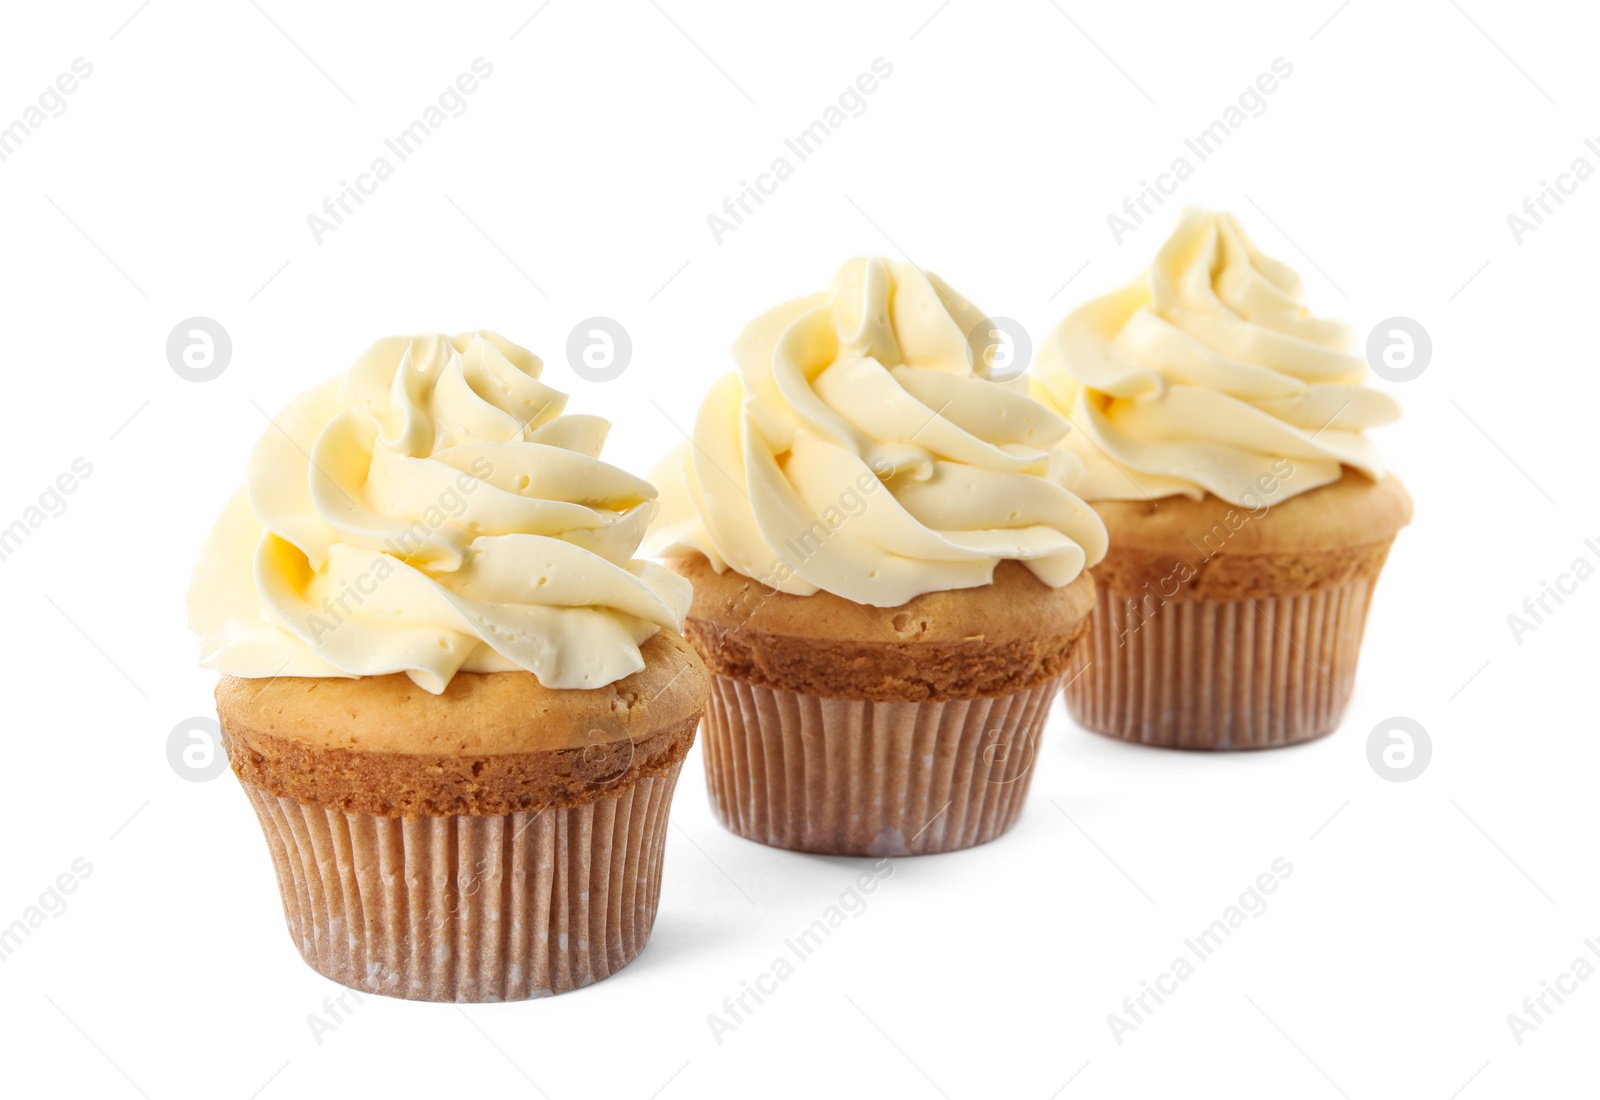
[647,258,1108,607]
[189,332,690,694]
[1032,209,1399,506]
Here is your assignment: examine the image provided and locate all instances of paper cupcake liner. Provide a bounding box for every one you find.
[700,676,1060,856]
[1064,577,1376,750]
[241,760,683,1002]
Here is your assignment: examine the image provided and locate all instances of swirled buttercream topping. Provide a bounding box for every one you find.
[1031,209,1399,506]
[647,258,1107,607]
[189,332,689,693]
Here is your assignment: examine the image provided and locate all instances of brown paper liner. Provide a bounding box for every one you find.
[1064,576,1377,750]
[700,676,1060,856]
[240,760,683,1002]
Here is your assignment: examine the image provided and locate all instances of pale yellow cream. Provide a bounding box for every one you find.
[188,332,689,694]
[1032,210,1399,506]
[648,258,1108,607]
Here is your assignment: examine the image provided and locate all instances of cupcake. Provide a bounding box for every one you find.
[648,258,1108,856]
[1032,211,1412,749]
[188,332,708,1000]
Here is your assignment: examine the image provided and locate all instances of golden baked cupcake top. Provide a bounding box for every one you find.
[648,257,1108,607]
[1031,209,1400,507]
[189,331,690,694]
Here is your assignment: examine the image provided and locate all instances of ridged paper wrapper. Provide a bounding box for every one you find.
[240,762,683,1002]
[700,676,1061,856]
[1064,573,1382,749]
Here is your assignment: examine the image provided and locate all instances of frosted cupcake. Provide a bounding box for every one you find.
[189,332,708,1000]
[1033,211,1412,749]
[649,258,1107,855]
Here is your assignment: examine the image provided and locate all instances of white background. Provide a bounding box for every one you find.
[0,1,1594,1097]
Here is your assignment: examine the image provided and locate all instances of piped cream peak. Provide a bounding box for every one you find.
[189,331,689,694]
[648,258,1107,606]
